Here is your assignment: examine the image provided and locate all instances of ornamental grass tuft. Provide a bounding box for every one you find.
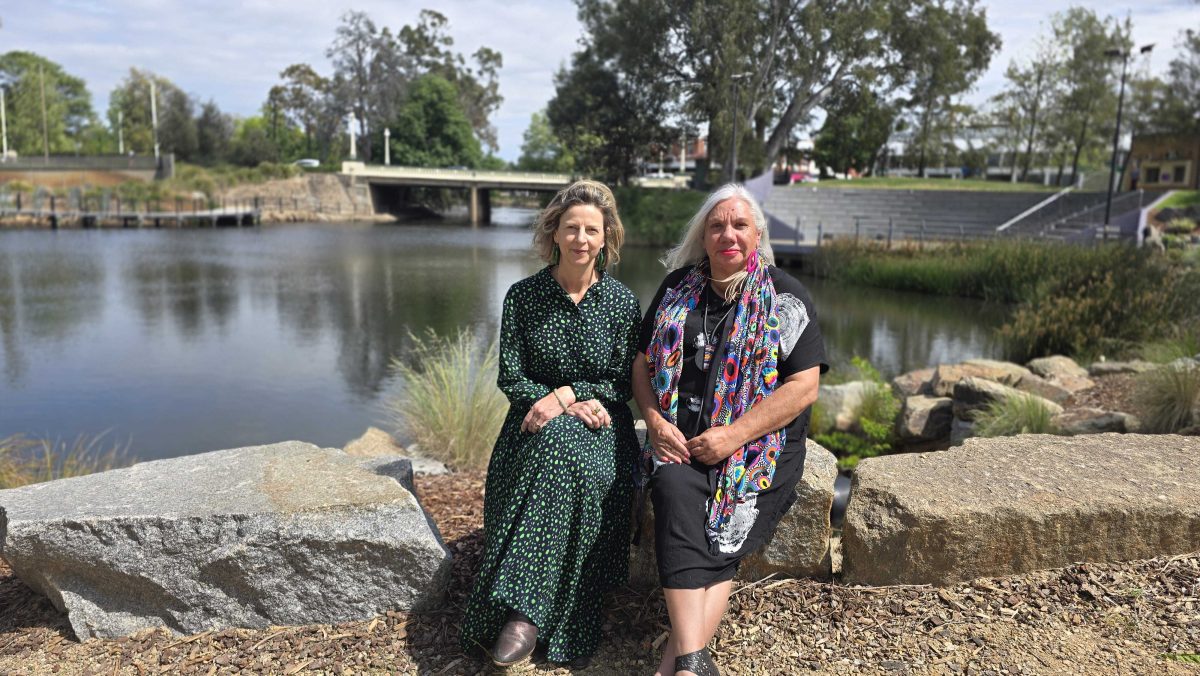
[1134,363,1200,434]
[973,393,1060,438]
[0,433,131,489]
[385,328,509,471]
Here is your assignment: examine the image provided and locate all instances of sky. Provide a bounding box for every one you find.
[1,0,1197,162]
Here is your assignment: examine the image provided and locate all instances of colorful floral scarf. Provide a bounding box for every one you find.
[642,250,784,549]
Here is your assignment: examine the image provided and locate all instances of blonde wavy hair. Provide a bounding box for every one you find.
[661,183,774,299]
[532,179,625,269]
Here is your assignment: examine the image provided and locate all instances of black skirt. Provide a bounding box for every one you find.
[650,437,807,589]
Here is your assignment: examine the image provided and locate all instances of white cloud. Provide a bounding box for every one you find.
[2,0,1196,160]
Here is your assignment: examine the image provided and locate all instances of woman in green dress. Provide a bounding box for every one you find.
[461,179,641,668]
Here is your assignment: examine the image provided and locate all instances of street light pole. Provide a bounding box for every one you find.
[1104,44,1154,233]
[1,88,7,161]
[384,128,391,165]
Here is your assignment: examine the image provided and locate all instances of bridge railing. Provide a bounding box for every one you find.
[340,161,571,184]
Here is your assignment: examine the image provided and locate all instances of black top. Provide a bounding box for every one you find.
[638,265,828,449]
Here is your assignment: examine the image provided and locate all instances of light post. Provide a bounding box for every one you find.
[1103,43,1154,233]
[348,117,357,160]
[150,79,160,161]
[728,71,752,183]
[384,128,391,166]
[1,87,7,161]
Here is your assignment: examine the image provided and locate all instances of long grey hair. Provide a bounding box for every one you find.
[661,183,775,299]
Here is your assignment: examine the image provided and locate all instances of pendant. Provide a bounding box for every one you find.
[694,332,707,350]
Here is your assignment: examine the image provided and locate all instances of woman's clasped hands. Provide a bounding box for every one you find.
[521,386,612,434]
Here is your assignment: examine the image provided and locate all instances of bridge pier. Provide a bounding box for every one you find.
[468,186,492,226]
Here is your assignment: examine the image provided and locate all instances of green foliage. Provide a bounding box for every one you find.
[388,74,482,169]
[973,393,1060,437]
[1158,190,1200,210]
[0,434,130,489]
[1140,322,1200,364]
[1161,653,1200,664]
[517,110,574,173]
[814,85,896,176]
[385,328,509,471]
[1163,219,1197,235]
[813,240,1200,362]
[814,356,900,470]
[611,186,706,246]
[1134,363,1200,433]
[165,162,301,198]
[0,51,96,156]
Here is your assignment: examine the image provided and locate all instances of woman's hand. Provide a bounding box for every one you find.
[521,389,570,434]
[566,399,610,429]
[647,417,690,464]
[687,426,741,465]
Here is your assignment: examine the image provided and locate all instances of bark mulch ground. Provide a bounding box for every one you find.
[1,470,1198,675]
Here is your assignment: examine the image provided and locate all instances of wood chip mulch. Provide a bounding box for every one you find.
[2,470,1198,675]
[1067,373,1141,416]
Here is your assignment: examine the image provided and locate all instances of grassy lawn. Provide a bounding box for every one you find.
[807,177,1060,192]
[1157,190,1200,209]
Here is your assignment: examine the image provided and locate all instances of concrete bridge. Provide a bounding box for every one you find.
[340,162,571,224]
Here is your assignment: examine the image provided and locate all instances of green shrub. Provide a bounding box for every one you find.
[385,328,509,470]
[973,393,1060,437]
[612,186,705,246]
[1134,363,1200,433]
[1164,218,1197,235]
[1140,321,1200,364]
[814,356,899,470]
[0,434,131,489]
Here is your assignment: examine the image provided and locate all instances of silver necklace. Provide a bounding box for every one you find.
[693,289,735,370]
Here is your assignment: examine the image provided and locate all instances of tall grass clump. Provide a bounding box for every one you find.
[813,357,900,470]
[385,328,509,470]
[1134,363,1200,433]
[973,394,1060,437]
[0,434,131,489]
[1140,320,1200,364]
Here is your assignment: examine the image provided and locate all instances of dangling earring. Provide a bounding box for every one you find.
[595,247,606,270]
[551,246,560,265]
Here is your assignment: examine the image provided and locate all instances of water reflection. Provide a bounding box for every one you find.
[0,215,1005,461]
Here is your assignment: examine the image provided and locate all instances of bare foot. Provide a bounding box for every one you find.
[654,635,676,676]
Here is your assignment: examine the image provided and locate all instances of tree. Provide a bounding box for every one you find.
[895,0,1001,176]
[195,100,233,165]
[995,37,1060,181]
[228,117,280,166]
[516,111,573,172]
[1136,29,1200,135]
[569,0,999,178]
[108,69,197,159]
[813,84,895,175]
[546,48,667,183]
[388,74,481,168]
[327,11,384,162]
[275,64,330,156]
[0,51,94,156]
[1048,8,1128,186]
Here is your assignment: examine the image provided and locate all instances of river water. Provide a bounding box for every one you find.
[0,207,1004,462]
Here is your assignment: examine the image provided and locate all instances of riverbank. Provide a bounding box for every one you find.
[2,468,1196,674]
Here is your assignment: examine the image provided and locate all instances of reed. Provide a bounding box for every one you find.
[0,433,131,489]
[384,328,509,471]
[1134,364,1200,434]
[973,394,1060,438]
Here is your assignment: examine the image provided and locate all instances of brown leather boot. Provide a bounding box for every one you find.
[492,610,537,667]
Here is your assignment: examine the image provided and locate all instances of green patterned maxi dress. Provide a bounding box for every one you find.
[461,267,641,663]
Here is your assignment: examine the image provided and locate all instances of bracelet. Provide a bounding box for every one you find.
[551,389,569,413]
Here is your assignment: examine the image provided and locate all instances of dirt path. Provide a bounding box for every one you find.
[1,471,1196,675]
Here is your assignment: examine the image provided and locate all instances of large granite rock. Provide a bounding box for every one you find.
[630,442,838,587]
[1027,355,1088,381]
[1052,408,1140,435]
[0,442,451,640]
[344,427,448,475]
[818,382,871,432]
[930,362,1024,397]
[897,395,953,442]
[892,368,935,398]
[1088,360,1156,376]
[842,434,1200,586]
[1013,372,1073,404]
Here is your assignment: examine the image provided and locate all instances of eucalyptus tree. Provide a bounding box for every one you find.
[812,83,895,176]
[108,69,197,159]
[994,37,1062,180]
[0,51,94,156]
[568,0,998,179]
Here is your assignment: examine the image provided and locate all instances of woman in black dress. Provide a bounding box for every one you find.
[461,180,641,668]
[633,184,827,676]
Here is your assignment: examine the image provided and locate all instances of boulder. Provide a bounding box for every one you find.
[0,442,451,640]
[1052,374,1096,395]
[630,442,838,587]
[950,418,976,447]
[897,395,953,442]
[1013,373,1073,404]
[952,377,1064,421]
[842,434,1200,586]
[1027,355,1089,381]
[1052,408,1140,435]
[892,368,935,397]
[1087,360,1157,376]
[818,381,871,432]
[930,362,1023,397]
[344,427,448,475]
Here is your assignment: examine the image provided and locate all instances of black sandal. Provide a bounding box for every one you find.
[674,647,719,676]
